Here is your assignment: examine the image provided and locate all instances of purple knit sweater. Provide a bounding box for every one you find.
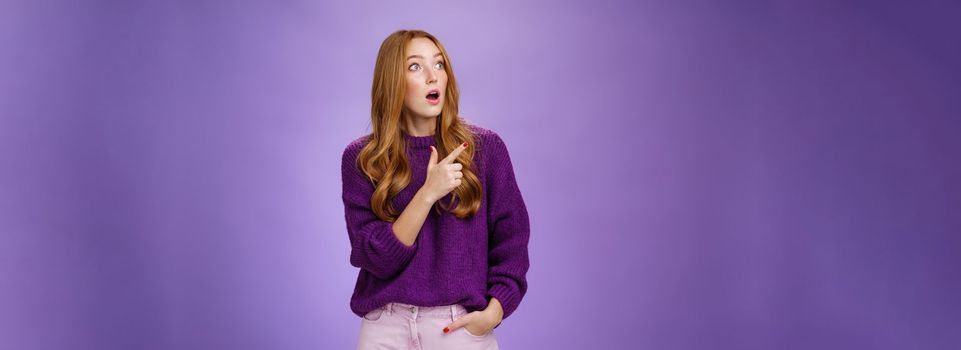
[341,123,530,323]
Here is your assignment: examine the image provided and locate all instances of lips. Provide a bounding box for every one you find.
[425,89,440,104]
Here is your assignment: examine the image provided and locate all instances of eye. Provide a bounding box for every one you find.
[434,61,445,70]
[408,63,420,71]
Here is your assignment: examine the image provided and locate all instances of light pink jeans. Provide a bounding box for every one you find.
[356,302,500,350]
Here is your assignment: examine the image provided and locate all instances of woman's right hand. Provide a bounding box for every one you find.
[421,142,468,203]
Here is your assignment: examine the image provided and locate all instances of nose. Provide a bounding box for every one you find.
[426,68,438,84]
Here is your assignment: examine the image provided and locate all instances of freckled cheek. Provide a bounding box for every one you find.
[406,81,420,101]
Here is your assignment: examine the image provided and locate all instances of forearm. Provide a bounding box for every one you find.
[391,188,435,246]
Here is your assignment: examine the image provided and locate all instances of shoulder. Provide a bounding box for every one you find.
[464,122,507,151]
[343,134,372,158]
[341,133,373,173]
[345,133,372,152]
[462,122,516,176]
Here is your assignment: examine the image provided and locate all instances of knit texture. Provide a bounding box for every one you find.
[341,123,530,324]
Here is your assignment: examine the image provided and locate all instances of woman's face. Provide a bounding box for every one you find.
[403,37,447,121]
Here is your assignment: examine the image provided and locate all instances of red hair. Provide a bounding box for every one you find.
[357,29,481,221]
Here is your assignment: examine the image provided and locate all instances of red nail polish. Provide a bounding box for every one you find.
[443,327,450,333]
[462,142,468,148]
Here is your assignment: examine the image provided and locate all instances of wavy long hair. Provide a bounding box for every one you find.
[357,29,481,221]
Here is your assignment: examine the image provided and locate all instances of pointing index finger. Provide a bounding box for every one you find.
[440,141,468,164]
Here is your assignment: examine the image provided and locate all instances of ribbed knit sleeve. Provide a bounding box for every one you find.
[341,143,418,280]
[484,132,531,323]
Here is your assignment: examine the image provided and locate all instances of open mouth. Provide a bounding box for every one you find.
[426,90,440,102]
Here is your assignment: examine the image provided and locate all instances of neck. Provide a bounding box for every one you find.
[402,113,437,137]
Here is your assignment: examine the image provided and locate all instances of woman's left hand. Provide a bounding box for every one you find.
[443,297,504,336]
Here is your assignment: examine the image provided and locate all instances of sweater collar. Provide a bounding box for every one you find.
[402,131,436,149]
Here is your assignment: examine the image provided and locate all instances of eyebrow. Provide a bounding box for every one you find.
[407,53,443,61]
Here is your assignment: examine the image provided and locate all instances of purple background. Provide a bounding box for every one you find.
[2,0,959,349]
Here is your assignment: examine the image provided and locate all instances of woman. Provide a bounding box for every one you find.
[341,29,530,349]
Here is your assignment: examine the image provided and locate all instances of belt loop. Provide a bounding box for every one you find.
[386,302,393,315]
[450,304,456,323]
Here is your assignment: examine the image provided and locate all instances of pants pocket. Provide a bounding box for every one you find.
[462,326,491,338]
[361,308,387,324]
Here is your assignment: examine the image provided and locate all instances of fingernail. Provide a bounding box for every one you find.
[443,327,450,333]
[462,142,468,148]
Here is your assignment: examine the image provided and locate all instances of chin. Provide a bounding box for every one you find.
[422,107,443,117]
[412,111,441,119]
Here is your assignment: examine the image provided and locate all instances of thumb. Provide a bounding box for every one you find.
[443,315,470,334]
[428,145,438,165]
